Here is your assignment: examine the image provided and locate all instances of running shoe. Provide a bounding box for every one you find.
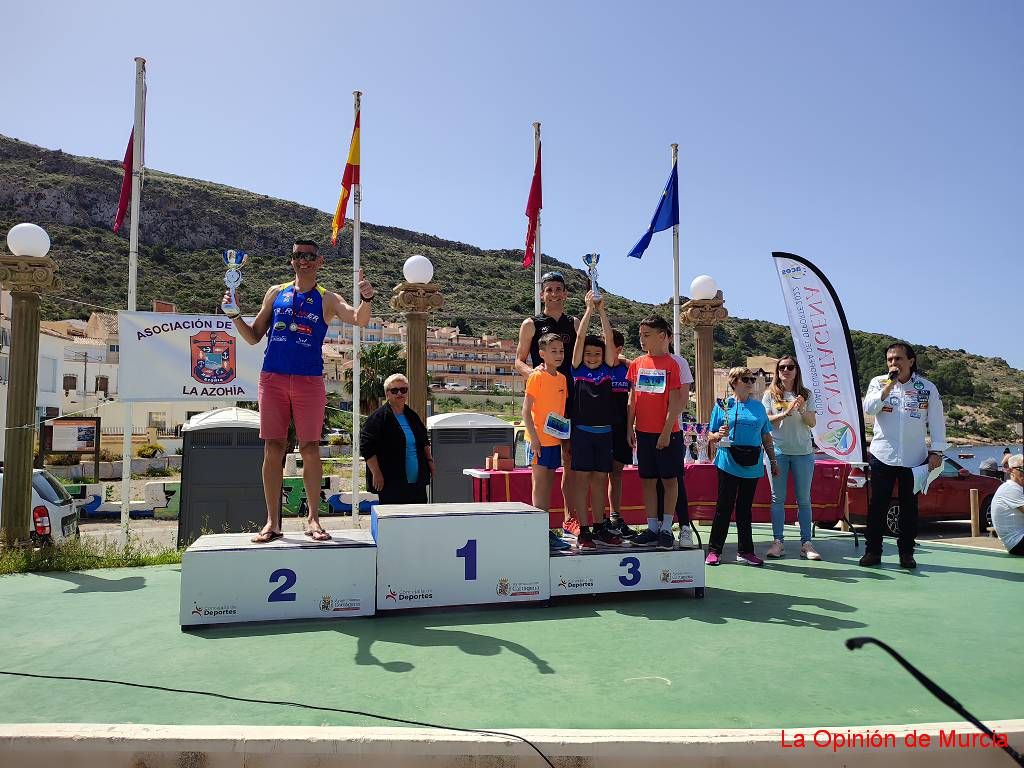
[575,531,596,550]
[800,542,822,561]
[705,551,721,566]
[593,526,623,547]
[657,530,675,550]
[605,517,636,540]
[629,529,660,547]
[765,540,785,558]
[563,517,581,537]
[549,530,572,551]
[677,525,695,548]
[736,551,765,567]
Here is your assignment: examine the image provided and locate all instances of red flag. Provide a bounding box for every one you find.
[523,141,542,268]
[112,130,133,232]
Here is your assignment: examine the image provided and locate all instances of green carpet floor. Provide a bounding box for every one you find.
[1,527,1021,730]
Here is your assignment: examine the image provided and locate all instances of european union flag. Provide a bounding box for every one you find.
[626,162,679,259]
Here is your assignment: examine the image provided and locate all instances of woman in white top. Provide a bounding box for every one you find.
[762,355,820,560]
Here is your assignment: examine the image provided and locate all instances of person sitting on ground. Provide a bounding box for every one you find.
[991,453,1024,556]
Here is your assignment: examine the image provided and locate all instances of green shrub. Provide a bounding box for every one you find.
[136,443,165,458]
[47,453,82,466]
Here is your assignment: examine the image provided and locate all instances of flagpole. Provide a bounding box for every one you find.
[120,56,145,545]
[671,143,680,357]
[533,122,541,316]
[351,91,363,526]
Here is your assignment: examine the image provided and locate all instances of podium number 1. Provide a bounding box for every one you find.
[456,539,477,580]
[268,568,297,602]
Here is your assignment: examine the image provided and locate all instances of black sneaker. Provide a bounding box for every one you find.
[606,518,636,540]
[630,529,660,547]
[593,526,624,547]
[899,555,917,569]
[657,531,675,550]
[858,552,881,567]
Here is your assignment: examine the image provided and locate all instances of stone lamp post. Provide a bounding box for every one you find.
[680,274,728,425]
[1,224,62,545]
[390,255,443,418]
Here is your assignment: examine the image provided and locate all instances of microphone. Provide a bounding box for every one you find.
[847,637,1023,766]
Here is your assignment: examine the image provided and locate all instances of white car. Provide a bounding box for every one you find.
[0,468,79,545]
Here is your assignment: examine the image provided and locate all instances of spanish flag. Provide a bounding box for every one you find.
[331,111,361,245]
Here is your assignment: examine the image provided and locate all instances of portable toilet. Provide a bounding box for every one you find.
[427,412,514,503]
[177,407,265,547]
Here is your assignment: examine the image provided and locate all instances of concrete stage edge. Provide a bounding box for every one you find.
[2,721,1023,767]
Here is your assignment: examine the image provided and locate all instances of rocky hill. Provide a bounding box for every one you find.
[1,134,1019,441]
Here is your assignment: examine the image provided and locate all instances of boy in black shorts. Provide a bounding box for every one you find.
[626,315,685,550]
[568,291,621,548]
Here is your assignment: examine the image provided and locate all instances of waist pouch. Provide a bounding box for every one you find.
[728,445,762,467]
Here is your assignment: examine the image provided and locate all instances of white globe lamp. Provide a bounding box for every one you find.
[403,254,434,284]
[6,223,51,258]
[689,275,718,301]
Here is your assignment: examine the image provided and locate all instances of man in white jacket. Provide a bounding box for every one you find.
[860,342,946,569]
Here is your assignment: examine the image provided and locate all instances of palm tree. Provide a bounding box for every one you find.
[344,342,405,412]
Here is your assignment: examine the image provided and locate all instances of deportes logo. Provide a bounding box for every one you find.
[821,419,858,457]
[385,586,397,601]
[190,331,236,385]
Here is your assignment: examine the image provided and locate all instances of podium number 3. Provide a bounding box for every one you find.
[619,557,641,587]
[456,539,477,580]
[268,568,297,602]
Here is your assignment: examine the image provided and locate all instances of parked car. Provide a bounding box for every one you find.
[443,383,468,392]
[845,458,1001,534]
[0,468,79,545]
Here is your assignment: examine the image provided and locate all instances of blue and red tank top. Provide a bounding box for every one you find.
[262,282,329,376]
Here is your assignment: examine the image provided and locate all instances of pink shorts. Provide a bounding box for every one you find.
[258,371,327,443]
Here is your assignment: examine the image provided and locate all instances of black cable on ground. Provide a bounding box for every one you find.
[846,637,1024,767]
[0,669,554,768]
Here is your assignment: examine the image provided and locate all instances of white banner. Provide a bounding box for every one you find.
[118,312,266,402]
[772,253,866,463]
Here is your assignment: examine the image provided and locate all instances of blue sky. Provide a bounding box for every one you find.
[4,1,1021,367]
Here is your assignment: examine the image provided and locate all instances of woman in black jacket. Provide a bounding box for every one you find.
[361,373,433,504]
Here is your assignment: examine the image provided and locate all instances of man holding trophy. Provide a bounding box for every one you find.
[223,238,375,543]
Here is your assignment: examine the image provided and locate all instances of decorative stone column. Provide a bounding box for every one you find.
[680,290,728,425]
[0,236,61,545]
[390,282,443,418]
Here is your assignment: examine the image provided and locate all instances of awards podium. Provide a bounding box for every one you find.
[180,502,705,628]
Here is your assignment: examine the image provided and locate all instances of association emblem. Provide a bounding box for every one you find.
[191,331,236,385]
[496,577,511,596]
[821,419,858,457]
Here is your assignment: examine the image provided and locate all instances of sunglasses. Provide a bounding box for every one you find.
[737,376,758,384]
[388,387,409,395]
[778,364,797,372]
[291,251,319,263]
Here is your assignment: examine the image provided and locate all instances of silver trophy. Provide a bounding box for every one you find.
[221,249,248,318]
[582,252,601,300]
[695,424,710,464]
[717,398,733,447]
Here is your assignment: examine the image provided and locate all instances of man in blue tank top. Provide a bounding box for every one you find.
[225,238,374,543]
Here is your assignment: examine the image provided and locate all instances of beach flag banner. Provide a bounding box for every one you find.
[523,140,542,268]
[331,111,361,245]
[627,161,679,259]
[771,252,867,463]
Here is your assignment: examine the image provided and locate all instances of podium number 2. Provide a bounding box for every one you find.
[268,568,297,602]
[619,557,641,587]
[456,539,478,580]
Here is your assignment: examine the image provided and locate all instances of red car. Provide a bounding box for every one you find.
[845,458,1002,534]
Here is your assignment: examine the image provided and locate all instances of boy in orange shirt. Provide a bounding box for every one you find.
[523,333,570,549]
[626,315,685,549]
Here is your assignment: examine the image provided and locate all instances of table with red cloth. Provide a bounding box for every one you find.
[463,461,850,529]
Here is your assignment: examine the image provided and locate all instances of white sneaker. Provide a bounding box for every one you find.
[800,541,822,561]
[765,539,785,558]
[677,525,694,548]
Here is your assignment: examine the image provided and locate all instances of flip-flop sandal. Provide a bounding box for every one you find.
[251,530,284,544]
[309,527,332,542]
